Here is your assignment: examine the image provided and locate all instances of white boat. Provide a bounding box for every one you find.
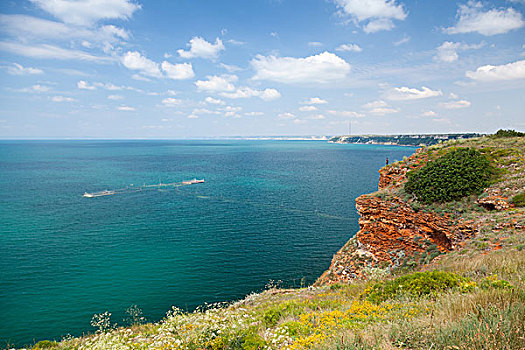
[83,190,115,198]
[182,178,205,185]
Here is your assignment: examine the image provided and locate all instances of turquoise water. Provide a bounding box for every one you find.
[0,140,415,347]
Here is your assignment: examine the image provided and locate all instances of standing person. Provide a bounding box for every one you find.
[386,157,389,165]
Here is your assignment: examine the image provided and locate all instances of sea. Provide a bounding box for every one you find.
[0,140,416,347]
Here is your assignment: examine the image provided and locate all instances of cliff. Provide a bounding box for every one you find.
[316,135,524,285]
[329,133,483,146]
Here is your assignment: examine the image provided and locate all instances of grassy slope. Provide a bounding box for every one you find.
[32,136,525,350]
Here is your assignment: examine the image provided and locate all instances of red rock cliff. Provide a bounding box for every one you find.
[315,153,477,286]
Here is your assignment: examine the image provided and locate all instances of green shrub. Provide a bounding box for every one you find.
[511,192,525,207]
[405,148,494,203]
[262,306,283,327]
[493,129,525,138]
[33,340,58,349]
[363,271,471,303]
[480,276,513,290]
[239,329,267,350]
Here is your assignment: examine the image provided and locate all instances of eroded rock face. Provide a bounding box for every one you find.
[378,166,407,190]
[315,194,476,285]
[315,155,477,286]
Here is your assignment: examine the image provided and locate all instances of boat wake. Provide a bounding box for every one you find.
[83,179,204,198]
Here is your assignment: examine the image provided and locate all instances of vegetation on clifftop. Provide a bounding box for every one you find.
[405,148,494,204]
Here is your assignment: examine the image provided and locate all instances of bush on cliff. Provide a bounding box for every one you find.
[493,129,525,138]
[363,271,472,303]
[405,148,493,204]
[511,192,525,207]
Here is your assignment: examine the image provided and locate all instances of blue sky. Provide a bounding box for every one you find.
[0,0,524,138]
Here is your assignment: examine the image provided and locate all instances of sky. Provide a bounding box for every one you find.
[0,0,524,138]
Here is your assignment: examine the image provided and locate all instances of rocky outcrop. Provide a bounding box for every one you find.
[478,195,510,211]
[315,153,477,286]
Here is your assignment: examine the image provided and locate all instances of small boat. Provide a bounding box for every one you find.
[182,178,205,185]
[83,190,115,198]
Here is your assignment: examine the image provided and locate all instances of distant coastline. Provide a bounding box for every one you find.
[329,133,484,147]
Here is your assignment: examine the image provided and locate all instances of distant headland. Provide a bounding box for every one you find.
[329,133,484,146]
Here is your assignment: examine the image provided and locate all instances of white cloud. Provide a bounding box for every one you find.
[162,98,183,107]
[310,114,326,120]
[220,87,281,101]
[362,100,387,109]
[77,80,95,90]
[466,60,525,81]
[34,84,51,92]
[327,110,365,118]
[278,112,296,119]
[161,61,194,80]
[121,51,162,78]
[421,110,437,117]
[386,86,443,100]
[94,82,121,91]
[108,94,124,100]
[6,63,43,75]
[435,41,485,63]
[0,41,110,62]
[436,42,460,63]
[251,52,351,84]
[335,0,407,21]
[178,37,225,60]
[441,100,472,109]
[299,106,318,112]
[223,106,242,113]
[369,107,399,115]
[131,74,151,82]
[308,41,323,47]
[336,43,362,52]
[220,63,242,72]
[223,105,242,117]
[364,18,395,33]
[51,95,74,102]
[433,118,451,124]
[29,0,140,26]
[362,100,399,115]
[334,0,407,32]
[302,97,328,105]
[0,14,130,46]
[245,112,264,116]
[445,2,524,36]
[205,97,225,105]
[117,105,135,111]
[227,39,245,45]
[393,35,410,46]
[195,75,237,92]
[191,108,220,115]
[16,84,51,93]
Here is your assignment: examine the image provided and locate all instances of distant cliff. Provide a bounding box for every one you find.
[329,133,483,146]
